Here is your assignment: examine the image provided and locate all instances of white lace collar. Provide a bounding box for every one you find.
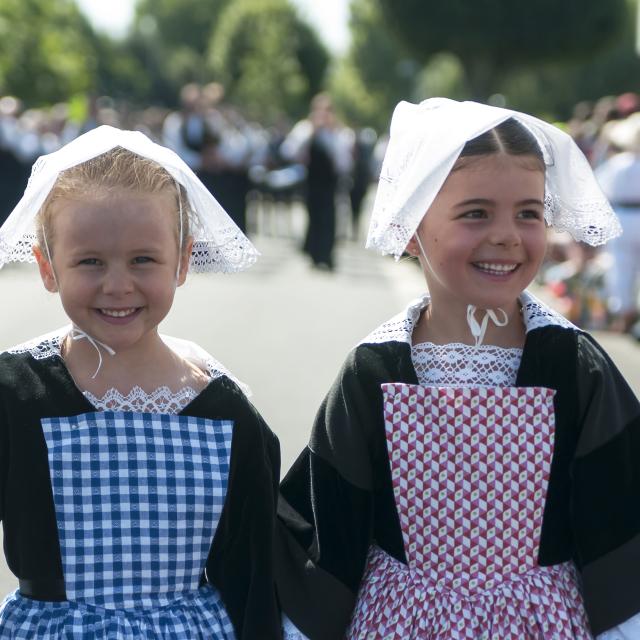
[359,290,577,346]
[4,326,250,396]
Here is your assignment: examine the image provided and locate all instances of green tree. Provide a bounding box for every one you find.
[134,0,230,55]
[209,0,329,122]
[377,0,627,99]
[0,0,97,104]
[331,0,415,129]
[128,0,233,102]
[500,2,640,119]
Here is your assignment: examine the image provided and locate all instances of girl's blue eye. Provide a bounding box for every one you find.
[518,209,543,220]
[79,258,100,266]
[461,209,486,219]
[132,256,153,264]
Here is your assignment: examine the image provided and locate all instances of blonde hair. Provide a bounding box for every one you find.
[36,146,191,255]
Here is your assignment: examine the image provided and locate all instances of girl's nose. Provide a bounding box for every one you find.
[101,265,134,295]
[488,219,521,247]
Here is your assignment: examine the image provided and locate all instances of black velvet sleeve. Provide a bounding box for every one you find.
[570,333,640,635]
[276,343,416,640]
[190,376,283,640]
[0,385,6,524]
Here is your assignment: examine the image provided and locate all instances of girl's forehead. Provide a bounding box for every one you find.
[436,153,545,200]
[451,151,545,175]
[52,191,177,234]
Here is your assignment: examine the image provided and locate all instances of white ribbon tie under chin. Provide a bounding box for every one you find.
[466,305,509,347]
[70,327,116,379]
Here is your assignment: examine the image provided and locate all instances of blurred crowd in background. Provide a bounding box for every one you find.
[0,85,639,339]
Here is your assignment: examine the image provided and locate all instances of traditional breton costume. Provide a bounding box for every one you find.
[276,99,640,639]
[0,127,283,639]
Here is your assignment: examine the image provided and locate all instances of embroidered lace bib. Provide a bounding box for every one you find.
[83,385,200,414]
[411,342,522,386]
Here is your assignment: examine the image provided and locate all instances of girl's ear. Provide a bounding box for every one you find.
[33,245,58,292]
[405,234,421,258]
[176,236,193,286]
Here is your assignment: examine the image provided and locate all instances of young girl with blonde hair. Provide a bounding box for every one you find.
[0,126,284,638]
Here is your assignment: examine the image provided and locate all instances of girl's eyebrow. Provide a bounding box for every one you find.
[455,197,545,207]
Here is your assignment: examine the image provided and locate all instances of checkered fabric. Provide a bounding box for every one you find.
[0,411,236,638]
[0,584,234,639]
[348,384,591,639]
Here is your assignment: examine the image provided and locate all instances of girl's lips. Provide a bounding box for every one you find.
[100,308,138,318]
[471,262,521,276]
[95,307,143,324]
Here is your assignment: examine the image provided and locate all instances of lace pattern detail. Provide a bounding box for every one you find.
[360,298,425,345]
[6,328,65,359]
[412,342,522,386]
[83,385,199,414]
[359,290,577,347]
[521,291,577,332]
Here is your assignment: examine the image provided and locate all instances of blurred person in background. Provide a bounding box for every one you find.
[281,93,353,270]
[349,127,377,241]
[162,82,206,172]
[595,111,640,335]
[0,96,27,225]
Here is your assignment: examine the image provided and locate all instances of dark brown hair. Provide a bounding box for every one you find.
[457,118,545,171]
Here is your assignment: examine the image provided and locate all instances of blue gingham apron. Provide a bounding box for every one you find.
[0,411,236,639]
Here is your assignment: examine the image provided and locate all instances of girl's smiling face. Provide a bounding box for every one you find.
[34,190,192,355]
[407,153,547,316]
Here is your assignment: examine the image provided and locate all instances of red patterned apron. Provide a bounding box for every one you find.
[348,384,591,640]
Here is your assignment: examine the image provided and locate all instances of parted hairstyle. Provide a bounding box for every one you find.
[456,117,545,171]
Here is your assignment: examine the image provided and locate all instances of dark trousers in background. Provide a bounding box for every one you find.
[303,184,336,269]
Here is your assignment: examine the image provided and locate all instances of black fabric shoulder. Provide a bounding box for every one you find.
[0,349,90,583]
[574,332,640,457]
[569,332,640,633]
[521,325,640,633]
[309,342,417,491]
[196,374,283,640]
[277,341,417,639]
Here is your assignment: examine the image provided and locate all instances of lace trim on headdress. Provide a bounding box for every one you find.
[358,290,576,346]
[365,99,621,258]
[4,327,250,395]
[366,195,621,260]
[0,125,260,272]
[0,230,257,275]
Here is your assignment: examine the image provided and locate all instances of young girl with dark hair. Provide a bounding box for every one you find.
[277,98,640,639]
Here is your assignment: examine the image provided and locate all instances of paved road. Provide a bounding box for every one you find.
[1,214,638,597]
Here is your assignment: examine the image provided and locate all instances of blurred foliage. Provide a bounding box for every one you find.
[135,0,229,55]
[377,0,628,99]
[130,0,233,99]
[1,0,639,129]
[330,0,415,130]
[498,1,640,119]
[0,0,97,104]
[209,0,329,122]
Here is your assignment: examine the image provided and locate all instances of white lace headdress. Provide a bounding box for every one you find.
[367,97,621,258]
[0,125,259,272]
